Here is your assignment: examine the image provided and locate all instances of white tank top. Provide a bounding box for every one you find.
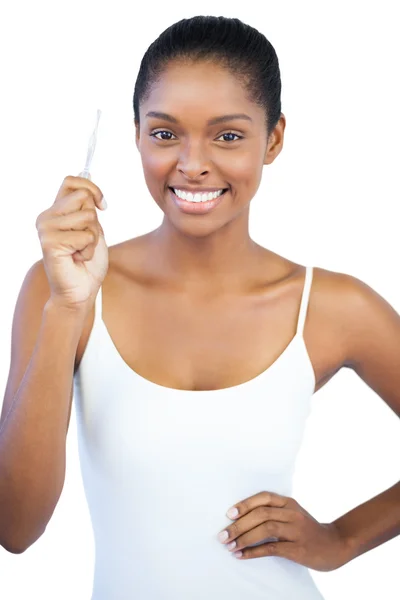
[73,265,325,599]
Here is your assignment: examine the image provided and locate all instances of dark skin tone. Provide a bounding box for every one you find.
[72,58,399,570]
[134,59,285,294]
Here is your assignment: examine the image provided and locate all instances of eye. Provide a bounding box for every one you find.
[149,130,243,142]
[150,130,176,141]
[216,132,243,142]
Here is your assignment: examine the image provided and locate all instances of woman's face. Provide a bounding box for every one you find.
[135,60,285,237]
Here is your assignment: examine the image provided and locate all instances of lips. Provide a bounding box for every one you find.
[168,187,228,215]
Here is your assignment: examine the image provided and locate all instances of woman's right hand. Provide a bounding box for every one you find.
[36,175,109,311]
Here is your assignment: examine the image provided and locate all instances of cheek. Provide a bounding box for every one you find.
[224,145,262,178]
[142,151,166,171]
[229,158,259,189]
[141,153,170,189]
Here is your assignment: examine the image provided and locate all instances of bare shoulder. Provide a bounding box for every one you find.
[320,267,400,417]
[313,266,399,364]
[294,265,370,391]
[307,266,400,397]
[307,265,370,359]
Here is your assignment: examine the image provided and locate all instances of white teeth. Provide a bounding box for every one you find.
[173,188,224,202]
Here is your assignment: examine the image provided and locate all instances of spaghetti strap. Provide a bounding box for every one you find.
[296,266,313,337]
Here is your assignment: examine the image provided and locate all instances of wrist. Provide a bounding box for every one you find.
[328,521,357,567]
[45,297,91,317]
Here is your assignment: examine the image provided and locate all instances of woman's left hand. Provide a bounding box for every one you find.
[217,491,352,572]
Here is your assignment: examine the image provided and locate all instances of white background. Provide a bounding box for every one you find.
[0,0,399,598]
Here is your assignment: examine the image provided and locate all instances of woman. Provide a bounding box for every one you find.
[1,15,399,600]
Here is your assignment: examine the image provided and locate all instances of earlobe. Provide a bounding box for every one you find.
[264,117,285,165]
[263,140,273,165]
[263,136,283,166]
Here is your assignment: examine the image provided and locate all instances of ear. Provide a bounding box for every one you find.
[263,114,286,166]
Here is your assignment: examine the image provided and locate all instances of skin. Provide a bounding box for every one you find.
[131,59,399,568]
[134,59,286,292]
[72,58,399,570]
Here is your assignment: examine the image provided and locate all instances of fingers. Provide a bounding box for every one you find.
[40,228,96,255]
[45,208,99,233]
[54,174,105,213]
[219,505,296,551]
[35,175,106,263]
[46,208,101,258]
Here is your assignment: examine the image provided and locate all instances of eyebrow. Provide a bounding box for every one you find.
[145,111,253,126]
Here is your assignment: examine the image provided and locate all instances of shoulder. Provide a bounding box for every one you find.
[295,266,373,376]
[312,266,400,372]
[309,264,374,321]
[323,268,400,417]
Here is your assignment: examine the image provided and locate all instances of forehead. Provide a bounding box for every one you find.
[152,60,240,89]
[141,60,260,122]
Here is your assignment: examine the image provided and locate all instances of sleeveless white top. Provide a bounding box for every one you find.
[73,265,325,599]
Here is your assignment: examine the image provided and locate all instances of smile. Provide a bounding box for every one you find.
[172,188,226,203]
[168,187,228,215]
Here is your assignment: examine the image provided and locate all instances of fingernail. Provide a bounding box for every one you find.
[227,507,239,519]
[100,197,107,210]
[218,530,229,543]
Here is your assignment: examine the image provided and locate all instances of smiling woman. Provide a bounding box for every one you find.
[1,11,399,600]
[135,60,284,235]
[72,15,329,600]
[132,15,285,241]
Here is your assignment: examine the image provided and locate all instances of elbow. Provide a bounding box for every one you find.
[0,487,61,555]
[2,540,27,554]
[0,484,61,555]
[0,525,47,555]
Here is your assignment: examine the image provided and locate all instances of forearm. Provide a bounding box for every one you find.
[0,301,86,552]
[331,480,400,564]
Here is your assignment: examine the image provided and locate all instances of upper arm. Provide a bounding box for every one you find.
[1,260,75,431]
[339,273,400,418]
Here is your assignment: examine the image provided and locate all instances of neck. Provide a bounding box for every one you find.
[148,217,262,294]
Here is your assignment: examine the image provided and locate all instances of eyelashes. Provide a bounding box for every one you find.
[149,130,243,143]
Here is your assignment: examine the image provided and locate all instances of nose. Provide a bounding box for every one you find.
[177,142,210,179]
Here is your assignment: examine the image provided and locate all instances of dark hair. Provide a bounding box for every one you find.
[133,15,282,138]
